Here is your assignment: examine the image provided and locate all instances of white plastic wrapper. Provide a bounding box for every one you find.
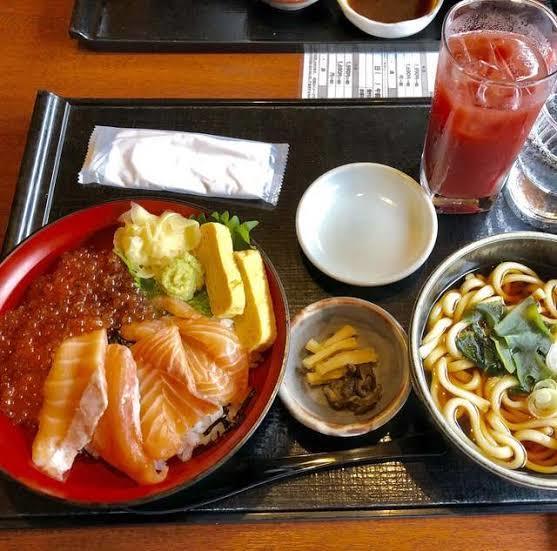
[78,126,289,206]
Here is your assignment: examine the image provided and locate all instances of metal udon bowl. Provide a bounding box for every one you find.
[409,231,557,490]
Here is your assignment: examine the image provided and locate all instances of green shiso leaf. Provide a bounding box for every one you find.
[187,289,212,317]
[190,210,260,251]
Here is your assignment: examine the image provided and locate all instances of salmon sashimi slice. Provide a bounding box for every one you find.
[123,319,239,406]
[132,325,193,389]
[120,318,174,342]
[132,327,222,461]
[137,366,222,461]
[220,353,250,407]
[173,318,244,366]
[152,296,203,320]
[32,329,108,481]
[91,345,167,485]
[174,318,250,406]
[184,339,235,405]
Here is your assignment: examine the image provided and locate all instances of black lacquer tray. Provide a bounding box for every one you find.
[68,0,455,52]
[68,0,557,52]
[3,91,557,528]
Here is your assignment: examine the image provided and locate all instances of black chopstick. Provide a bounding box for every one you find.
[124,432,447,515]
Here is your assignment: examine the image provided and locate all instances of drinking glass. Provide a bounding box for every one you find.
[421,0,557,214]
[506,92,557,230]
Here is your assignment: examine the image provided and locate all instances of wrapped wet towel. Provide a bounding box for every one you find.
[78,126,289,206]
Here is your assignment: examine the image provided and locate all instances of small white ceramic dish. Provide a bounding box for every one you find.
[336,0,444,39]
[296,163,437,287]
[263,0,319,11]
[279,297,410,437]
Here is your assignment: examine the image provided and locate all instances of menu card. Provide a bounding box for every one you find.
[301,44,439,99]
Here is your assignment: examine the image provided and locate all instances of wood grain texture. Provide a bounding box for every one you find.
[1,0,557,549]
[0,0,300,241]
[1,514,557,550]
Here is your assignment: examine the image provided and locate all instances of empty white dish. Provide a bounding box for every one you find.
[296,163,437,286]
[336,0,444,39]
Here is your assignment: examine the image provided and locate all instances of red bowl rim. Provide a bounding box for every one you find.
[0,197,290,507]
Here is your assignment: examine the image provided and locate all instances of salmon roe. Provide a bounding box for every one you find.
[0,247,157,426]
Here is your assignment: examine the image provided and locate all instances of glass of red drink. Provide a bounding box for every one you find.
[421,0,557,213]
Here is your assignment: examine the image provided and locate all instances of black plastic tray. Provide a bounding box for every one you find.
[68,0,454,52]
[68,0,557,52]
[3,91,557,528]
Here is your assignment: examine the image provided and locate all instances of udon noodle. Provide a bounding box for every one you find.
[420,262,557,473]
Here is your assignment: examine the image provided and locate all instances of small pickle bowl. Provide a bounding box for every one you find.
[336,0,444,39]
[296,163,437,287]
[409,231,557,490]
[279,297,410,437]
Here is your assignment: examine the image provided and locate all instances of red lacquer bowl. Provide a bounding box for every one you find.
[0,199,289,506]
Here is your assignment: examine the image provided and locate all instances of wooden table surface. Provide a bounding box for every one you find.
[1,1,557,549]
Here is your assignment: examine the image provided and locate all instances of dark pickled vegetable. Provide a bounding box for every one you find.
[322,363,382,415]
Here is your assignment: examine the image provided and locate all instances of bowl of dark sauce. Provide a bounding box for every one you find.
[337,0,445,38]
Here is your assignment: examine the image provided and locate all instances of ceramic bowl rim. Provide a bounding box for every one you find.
[295,162,438,287]
[263,0,319,10]
[279,296,411,437]
[0,197,290,507]
[409,231,557,490]
[336,0,445,29]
